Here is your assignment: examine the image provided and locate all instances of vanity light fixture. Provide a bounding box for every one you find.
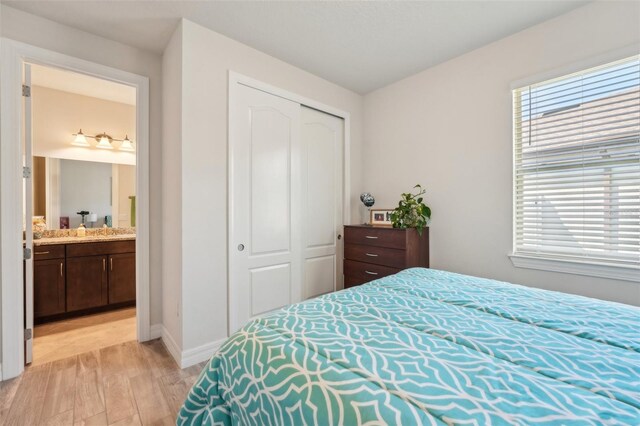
[71,129,135,151]
[119,135,135,152]
[95,132,113,149]
[72,129,90,147]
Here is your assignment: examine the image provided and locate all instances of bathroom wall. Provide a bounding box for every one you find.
[32,86,136,166]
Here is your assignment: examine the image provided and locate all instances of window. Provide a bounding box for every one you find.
[512,56,640,279]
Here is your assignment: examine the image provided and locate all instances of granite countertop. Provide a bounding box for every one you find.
[32,234,136,246]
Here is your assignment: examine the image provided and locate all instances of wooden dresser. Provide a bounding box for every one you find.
[343,225,429,288]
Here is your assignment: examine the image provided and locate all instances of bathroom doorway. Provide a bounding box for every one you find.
[26,64,138,365]
[0,40,151,379]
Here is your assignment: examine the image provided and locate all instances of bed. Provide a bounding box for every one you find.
[178,268,640,425]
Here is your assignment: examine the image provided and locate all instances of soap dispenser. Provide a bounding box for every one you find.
[77,223,86,237]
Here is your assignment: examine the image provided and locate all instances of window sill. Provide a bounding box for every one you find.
[509,253,640,283]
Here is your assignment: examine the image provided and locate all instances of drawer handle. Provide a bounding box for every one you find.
[365,270,379,275]
[365,253,378,257]
[365,236,378,239]
[35,251,50,255]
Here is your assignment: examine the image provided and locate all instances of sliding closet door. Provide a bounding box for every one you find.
[300,107,344,299]
[229,84,302,333]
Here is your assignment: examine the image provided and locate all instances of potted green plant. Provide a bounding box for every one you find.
[390,184,431,236]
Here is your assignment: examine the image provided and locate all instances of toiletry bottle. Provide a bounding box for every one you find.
[77,223,86,237]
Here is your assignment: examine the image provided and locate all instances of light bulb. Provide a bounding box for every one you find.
[96,133,113,149]
[72,129,90,147]
[119,135,135,151]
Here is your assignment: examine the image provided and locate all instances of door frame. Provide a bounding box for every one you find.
[0,38,151,379]
[227,71,351,334]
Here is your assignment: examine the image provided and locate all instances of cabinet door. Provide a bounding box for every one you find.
[34,259,65,317]
[108,253,136,304]
[66,255,108,312]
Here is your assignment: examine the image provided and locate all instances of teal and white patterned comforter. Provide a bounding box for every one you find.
[178,268,640,425]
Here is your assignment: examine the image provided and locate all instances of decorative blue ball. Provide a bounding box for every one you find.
[360,193,375,207]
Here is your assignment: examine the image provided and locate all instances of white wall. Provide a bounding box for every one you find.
[162,19,364,358]
[161,24,183,350]
[363,1,640,305]
[32,86,136,166]
[0,4,163,327]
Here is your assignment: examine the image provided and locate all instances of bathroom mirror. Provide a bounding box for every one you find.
[32,156,136,230]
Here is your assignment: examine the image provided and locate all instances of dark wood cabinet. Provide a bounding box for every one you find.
[108,253,136,304]
[34,258,66,317]
[66,255,108,312]
[33,239,136,322]
[343,225,429,289]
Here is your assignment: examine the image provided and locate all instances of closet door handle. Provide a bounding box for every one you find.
[365,270,379,276]
[60,262,63,277]
[110,258,113,271]
[365,236,378,239]
[365,253,378,257]
[103,258,106,271]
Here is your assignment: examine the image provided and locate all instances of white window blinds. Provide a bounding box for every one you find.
[513,56,640,267]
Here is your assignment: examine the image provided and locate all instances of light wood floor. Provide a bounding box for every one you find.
[0,339,205,425]
[33,308,137,366]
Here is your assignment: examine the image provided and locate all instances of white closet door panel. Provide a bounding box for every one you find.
[230,84,301,333]
[301,107,344,300]
[250,263,291,316]
[250,108,291,255]
[306,123,337,248]
[304,256,335,299]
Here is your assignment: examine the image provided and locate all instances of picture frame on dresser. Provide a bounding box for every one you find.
[370,209,393,226]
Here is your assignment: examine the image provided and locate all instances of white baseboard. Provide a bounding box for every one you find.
[156,325,223,369]
[160,326,182,365]
[180,338,225,368]
[149,324,163,340]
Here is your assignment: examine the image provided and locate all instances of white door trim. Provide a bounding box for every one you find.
[0,38,151,380]
[227,71,352,335]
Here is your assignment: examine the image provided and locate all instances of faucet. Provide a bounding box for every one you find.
[76,210,89,224]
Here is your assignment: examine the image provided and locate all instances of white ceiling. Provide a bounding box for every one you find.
[5,1,589,94]
[30,64,137,105]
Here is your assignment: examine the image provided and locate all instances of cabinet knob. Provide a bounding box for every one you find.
[238,244,245,251]
[337,234,342,240]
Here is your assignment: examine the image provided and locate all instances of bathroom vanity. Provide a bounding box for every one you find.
[32,235,136,323]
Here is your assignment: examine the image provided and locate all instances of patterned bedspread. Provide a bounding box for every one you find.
[178,268,640,425]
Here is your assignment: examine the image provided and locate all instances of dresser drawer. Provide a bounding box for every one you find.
[344,243,406,269]
[66,240,135,258]
[343,259,400,288]
[32,244,65,260]
[344,226,406,249]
